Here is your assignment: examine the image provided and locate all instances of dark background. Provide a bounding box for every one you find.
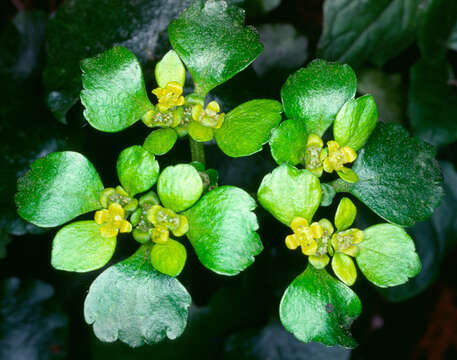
[1,0,457,359]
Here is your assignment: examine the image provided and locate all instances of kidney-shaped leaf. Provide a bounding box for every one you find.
[215,99,282,157]
[168,0,263,96]
[349,123,443,226]
[16,151,104,228]
[51,221,116,272]
[183,186,262,275]
[80,46,153,132]
[257,164,321,226]
[84,245,191,347]
[280,59,356,136]
[356,224,421,288]
[279,265,361,348]
[117,145,159,196]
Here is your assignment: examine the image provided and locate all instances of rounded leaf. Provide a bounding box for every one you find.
[356,224,421,287]
[269,118,308,166]
[157,164,203,212]
[334,197,357,231]
[183,186,262,275]
[143,128,178,155]
[51,221,116,272]
[334,95,378,151]
[150,239,187,277]
[80,46,153,132]
[84,245,191,347]
[279,266,361,348]
[280,59,357,136]
[117,146,159,196]
[332,252,357,286]
[155,50,186,88]
[215,99,282,157]
[257,164,321,226]
[15,151,103,227]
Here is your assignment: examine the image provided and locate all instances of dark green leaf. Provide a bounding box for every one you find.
[51,221,116,272]
[43,0,192,122]
[269,118,307,166]
[16,152,104,228]
[408,58,457,147]
[318,0,424,67]
[183,186,262,275]
[279,266,361,348]
[281,60,356,136]
[84,245,191,347]
[168,0,263,96]
[143,128,179,155]
[157,164,203,212]
[257,164,321,226]
[349,123,443,227]
[215,99,282,157]
[117,145,159,196]
[80,47,153,132]
[356,224,421,287]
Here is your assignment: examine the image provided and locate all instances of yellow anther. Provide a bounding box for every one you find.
[304,134,326,177]
[286,217,323,256]
[323,140,357,173]
[94,203,132,238]
[191,101,225,129]
[152,81,185,112]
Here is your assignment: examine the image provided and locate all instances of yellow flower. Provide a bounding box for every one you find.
[152,81,185,112]
[191,101,225,128]
[323,140,358,183]
[304,134,327,177]
[147,205,189,237]
[308,218,334,269]
[285,217,323,256]
[94,203,132,238]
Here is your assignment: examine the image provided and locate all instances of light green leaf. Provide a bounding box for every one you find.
[117,145,159,196]
[318,0,424,67]
[183,186,262,275]
[143,128,179,155]
[269,118,307,166]
[356,224,421,287]
[84,245,191,347]
[349,123,444,227]
[257,164,321,226]
[80,46,153,132]
[281,60,356,136]
[168,0,263,96]
[334,95,378,151]
[51,221,116,272]
[16,151,103,228]
[334,197,357,231]
[279,266,361,348]
[150,239,187,277]
[155,50,186,88]
[157,164,203,212]
[215,99,282,157]
[331,252,357,286]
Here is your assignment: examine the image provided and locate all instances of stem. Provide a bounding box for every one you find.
[189,138,206,166]
[328,178,352,193]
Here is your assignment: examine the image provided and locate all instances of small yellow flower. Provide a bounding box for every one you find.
[304,134,327,177]
[285,217,323,256]
[147,205,189,237]
[94,203,132,238]
[308,218,334,269]
[152,81,185,112]
[99,186,138,211]
[323,140,358,182]
[331,228,364,257]
[191,101,225,129]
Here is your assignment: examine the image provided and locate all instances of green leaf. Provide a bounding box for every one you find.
[279,266,361,348]
[356,224,421,287]
[51,221,116,272]
[80,47,153,132]
[334,95,378,151]
[43,0,192,122]
[168,0,263,96]
[183,186,262,275]
[349,123,443,227]
[418,0,457,62]
[320,183,336,207]
[215,99,282,157]
[157,164,203,212]
[143,128,178,155]
[16,151,104,228]
[84,245,191,347]
[150,239,187,277]
[117,145,159,196]
[334,197,356,231]
[318,0,424,67]
[269,118,307,166]
[281,60,356,136]
[257,164,321,226]
[408,58,457,147]
[332,252,357,286]
[155,50,186,88]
